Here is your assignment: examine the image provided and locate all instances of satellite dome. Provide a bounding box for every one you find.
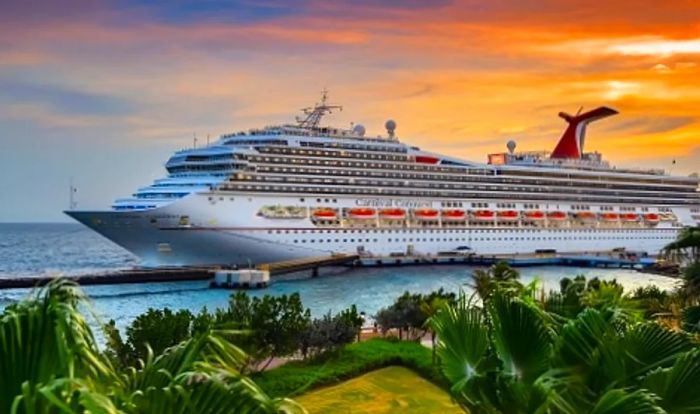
[385,119,396,137]
[506,139,517,154]
[352,124,366,137]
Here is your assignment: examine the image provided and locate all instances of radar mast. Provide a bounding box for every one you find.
[296,89,342,129]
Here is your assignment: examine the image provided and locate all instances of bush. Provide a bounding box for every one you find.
[254,338,447,398]
[105,308,194,367]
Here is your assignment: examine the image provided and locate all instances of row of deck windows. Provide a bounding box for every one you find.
[250,147,697,187]
[226,175,698,202]
[251,162,696,194]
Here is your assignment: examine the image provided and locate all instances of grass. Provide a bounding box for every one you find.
[254,338,448,398]
[296,366,465,414]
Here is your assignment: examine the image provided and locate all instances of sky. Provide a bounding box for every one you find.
[1,0,699,222]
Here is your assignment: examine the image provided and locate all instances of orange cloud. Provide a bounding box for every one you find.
[2,0,699,175]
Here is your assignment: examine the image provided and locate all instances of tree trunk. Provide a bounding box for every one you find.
[431,331,436,365]
[259,356,275,372]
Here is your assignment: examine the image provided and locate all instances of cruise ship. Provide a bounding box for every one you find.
[66,93,700,266]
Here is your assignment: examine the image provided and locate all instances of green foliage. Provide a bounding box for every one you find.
[106,308,195,367]
[300,309,361,358]
[254,338,446,399]
[683,261,700,301]
[664,226,700,264]
[0,279,305,414]
[375,288,455,340]
[430,288,700,414]
[468,261,523,304]
[544,275,642,323]
[231,292,311,367]
[682,305,700,333]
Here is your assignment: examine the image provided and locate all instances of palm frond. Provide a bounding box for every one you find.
[642,348,700,413]
[488,291,554,383]
[0,279,117,412]
[430,293,489,386]
[622,323,693,379]
[589,389,663,414]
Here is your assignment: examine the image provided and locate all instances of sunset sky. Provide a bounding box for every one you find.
[2,0,700,221]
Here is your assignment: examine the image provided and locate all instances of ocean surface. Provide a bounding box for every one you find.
[0,223,681,332]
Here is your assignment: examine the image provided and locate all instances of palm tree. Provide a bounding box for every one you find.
[467,261,522,302]
[430,288,700,413]
[664,226,700,304]
[0,279,305,414]
[420,295,449,364]
[663,226,700,264]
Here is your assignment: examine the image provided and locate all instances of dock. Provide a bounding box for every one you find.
[257,254,360,276]
[0,251,657,290]
[0,267,213,290]
[0,254,360,290]
[358,251,653,270]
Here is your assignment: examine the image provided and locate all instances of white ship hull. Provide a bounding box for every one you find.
[67,193,686,266]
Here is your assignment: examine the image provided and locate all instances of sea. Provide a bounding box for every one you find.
[0,223,681,333]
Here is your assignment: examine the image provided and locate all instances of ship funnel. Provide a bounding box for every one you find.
[551,106,618,159]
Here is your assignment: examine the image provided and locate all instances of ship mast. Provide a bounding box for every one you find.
[296,89,342,129]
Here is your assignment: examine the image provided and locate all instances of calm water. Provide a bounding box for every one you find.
[0,223,681,332]
[0,223,137,278]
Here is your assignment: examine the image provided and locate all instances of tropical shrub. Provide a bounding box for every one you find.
[0,279,305,413]
[430,288,700,413]
[375,288,455,340]
[300,305,362,358]
[105,307,194,367]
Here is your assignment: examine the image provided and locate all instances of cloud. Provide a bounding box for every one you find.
[602,115,696,135]
[0,78,135,116]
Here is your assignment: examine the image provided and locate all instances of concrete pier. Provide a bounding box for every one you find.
[0,267,212,290]
[0,251,657,291]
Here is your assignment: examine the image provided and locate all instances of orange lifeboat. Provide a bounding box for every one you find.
[621,213,640,222]
[442,209,466,220]
[497,210,519,221]
[524,211,545,221]
[576,211,596,221]
[348,207,376,219]
[414,208,439,219]
[379,208,406,219]
[312,208,337,219]
[547,211,568,221]
[600,212,619,221]
[644,213,660,223]
[472,210,495,220]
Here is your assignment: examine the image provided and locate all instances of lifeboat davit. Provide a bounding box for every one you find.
[472,210,495,220]
[524,211,545,221]
[600,212,619,221]
[442,209,466,220]
[312,209,337,219]
[497,210,519,221]
[348,208,376,219]
[547,211,568,221]
[379,208,406,219]
[644,213,660,223]
[621,213,640,222]
[414,208,439,219]
[576,211,596,221]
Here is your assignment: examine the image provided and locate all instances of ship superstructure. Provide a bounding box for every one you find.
[67,93,700,266]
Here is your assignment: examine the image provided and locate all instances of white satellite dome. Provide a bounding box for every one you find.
[507,140,517,154]
[352,124,366,137]
[385,119,396,137]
